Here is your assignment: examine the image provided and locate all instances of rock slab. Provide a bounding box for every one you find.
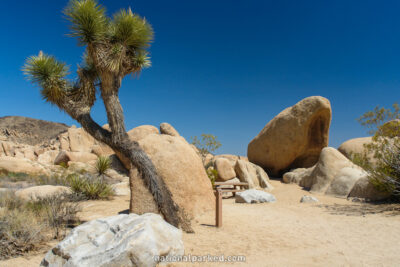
[40,213,184,267]
[235,189,276,203]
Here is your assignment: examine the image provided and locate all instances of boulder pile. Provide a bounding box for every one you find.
[206,154,273,191]
[283,147,390,201]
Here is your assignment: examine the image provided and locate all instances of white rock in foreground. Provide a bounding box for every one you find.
[235,189,276,204]
[300,195,319,203]
[40,213,184,267]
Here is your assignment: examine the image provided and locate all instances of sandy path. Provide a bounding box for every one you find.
[2,180,400,266]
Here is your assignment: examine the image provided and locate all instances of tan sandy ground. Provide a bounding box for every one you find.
[2,180,400,267]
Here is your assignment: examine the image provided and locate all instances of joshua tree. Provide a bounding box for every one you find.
[23,0,191,231]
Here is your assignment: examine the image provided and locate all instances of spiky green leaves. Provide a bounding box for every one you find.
[111,9,153,49]
[63,1,153,76]
[64,0,108,45]
[130,50,151,72]
[23,52,69,105]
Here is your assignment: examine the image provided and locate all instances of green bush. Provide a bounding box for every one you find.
[206,168,218,186]
[191,134,221,165]
[67,174,114,200]
[95,156,111,175]
[357,104,400,199]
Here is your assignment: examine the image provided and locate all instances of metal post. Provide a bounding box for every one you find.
[215,188,222,227]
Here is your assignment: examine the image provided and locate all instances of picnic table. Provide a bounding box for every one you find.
[213,181,249,227]
[213,181,248,196]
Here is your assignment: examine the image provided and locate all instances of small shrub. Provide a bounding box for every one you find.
[95,156,111,175]
[33,194,81,238]
[0,209,45,260]
[67,174,114,200]
[59,162,68,169]
[0,171,69,189]
[191,134,221,165]
[206,168,218,186]
[349,152,370,170]
[0,191,25,210]
[357,104,400,199]
[0,191,80,259]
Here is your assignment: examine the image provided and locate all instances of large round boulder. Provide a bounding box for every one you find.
[338,137,375,163]
[248,96,331,176]
[160,122,180,137]
[66,126,96,153]
[127,133,215,222]
[54,150,98,165]
[127,125,159,142]
[214,158,236,181]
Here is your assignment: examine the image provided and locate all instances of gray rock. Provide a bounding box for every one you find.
[282,168,309,184]
[348,176,391,201]
[235,189,276,204]
[40,213,184,267]
[159,122,180,136]
[300,195,319,203]
[234,160,274,190]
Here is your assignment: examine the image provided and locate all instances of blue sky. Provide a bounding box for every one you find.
[1,0,400,155]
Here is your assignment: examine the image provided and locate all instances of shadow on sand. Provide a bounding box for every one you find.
[317,202,400,217]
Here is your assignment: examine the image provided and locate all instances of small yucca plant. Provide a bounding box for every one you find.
[95,156,111,175]
[67,174,114,200]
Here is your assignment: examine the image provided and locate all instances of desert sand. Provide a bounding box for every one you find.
[2,180,400,267]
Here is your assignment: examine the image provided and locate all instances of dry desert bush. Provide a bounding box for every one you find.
[0,191,80,260]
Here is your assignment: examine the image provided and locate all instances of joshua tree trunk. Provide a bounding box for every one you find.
[75,109,192,232]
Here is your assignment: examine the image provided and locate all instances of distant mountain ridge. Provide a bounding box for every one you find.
[0,116,69,146]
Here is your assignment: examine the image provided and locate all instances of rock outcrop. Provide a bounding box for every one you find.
[160,122,180,136]
[127,125,159,142]
[127,132,215,222]
[0,116,68,146]
[40,213,184,267]
[214,158,236,181]
[234,160,274,190]
[212,154,248,167]
[298,147,366,197]
[15,185,71,201]
[348,176,391,201]
[338,137,374,161]
[0,156,49,176]
[54,150,98,165]
[282,168,309,184]
[248,96,331,176]
[283,147,391,200]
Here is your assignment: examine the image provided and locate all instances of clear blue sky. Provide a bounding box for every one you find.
[1,0,400,155]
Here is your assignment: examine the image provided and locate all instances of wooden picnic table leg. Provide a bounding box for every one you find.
[215,188,222,227]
